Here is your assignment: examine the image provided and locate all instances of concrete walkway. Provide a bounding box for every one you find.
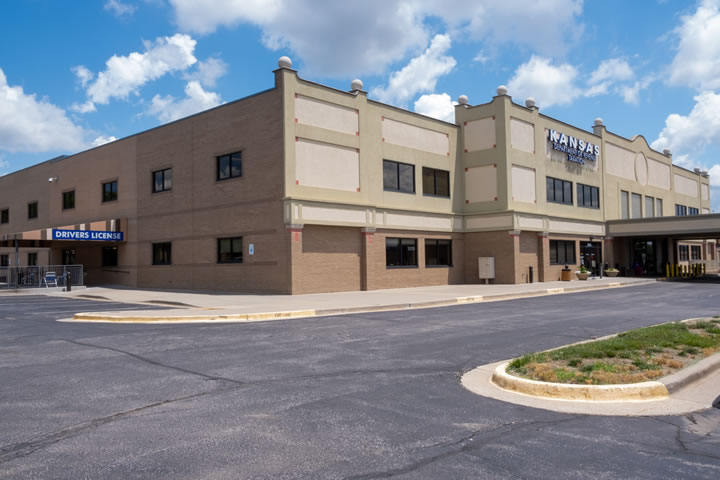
[35,277,659,323]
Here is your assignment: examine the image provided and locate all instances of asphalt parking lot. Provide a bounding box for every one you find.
[1,283,719,479]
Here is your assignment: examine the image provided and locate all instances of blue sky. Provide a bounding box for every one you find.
[1,0,719,211]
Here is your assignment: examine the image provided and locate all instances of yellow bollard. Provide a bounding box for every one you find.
[666,264,670,277]
[703,263,706,275]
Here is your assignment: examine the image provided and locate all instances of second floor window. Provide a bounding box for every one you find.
[689,207,699,216]
[576,183,599,209]
[102,181,118,202]
[546,177,572,205]
[63,190,75,210]
[217,152,242,181]
[675,204,687,216]
[1,209,8,224]
[152,168,172,193]
[422,167,450,197]
[152,242,172,265]
[28,202,38,219]
[383,160,415,194]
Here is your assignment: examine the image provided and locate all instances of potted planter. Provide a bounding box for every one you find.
[604,268,619,277]
[576,266,590,280]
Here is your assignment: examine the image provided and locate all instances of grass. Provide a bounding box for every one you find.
[508,319,720,385]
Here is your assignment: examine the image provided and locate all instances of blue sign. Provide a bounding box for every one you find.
[52,229,124,242]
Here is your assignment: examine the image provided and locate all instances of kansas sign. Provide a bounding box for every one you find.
[52,229,124,241]
[547,129,600,165]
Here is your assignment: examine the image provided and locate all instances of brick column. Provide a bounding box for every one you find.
[508,230,521,284]
[537,232,549,282]
[603,236,614,269]
[287,224,303,294]
[360,227,375,291]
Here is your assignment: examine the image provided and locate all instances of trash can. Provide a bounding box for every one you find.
[561,267,572,282]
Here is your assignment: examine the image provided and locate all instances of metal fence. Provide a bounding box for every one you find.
[0,265,84,289]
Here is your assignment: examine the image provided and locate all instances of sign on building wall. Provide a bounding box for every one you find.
[547,129,600,165]
[52,229,124,242]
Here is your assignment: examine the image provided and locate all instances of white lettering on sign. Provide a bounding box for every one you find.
[547,129,600,165]
[52,229,124,241]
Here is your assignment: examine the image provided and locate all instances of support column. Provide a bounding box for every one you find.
[360,227,375,291]
[508,230,521,284]
[603,236,614,268]
[287,224,303,294]
[537,232,549,282]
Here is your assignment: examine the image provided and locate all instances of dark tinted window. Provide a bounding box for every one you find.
[425,239,452,266]
[28,202,38,219]
[386,238,418,267]
[152,242,172,265]
[62,191,75,210]
[577,183,600,209]
[102,247,118,267]
[550,240,576,265]
[422,168,450,197]
[102,181,118,202]
[27,252,37,266]
[0,209,7,224]
[152,168,172,193]
[217,152,242,180]
[218,237,243,264]
[546,177,572,205]
[383,160,415,194]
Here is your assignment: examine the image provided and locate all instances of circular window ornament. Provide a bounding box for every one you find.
[635,152,648,185]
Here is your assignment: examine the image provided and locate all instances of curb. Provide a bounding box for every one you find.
[661,353,720,393]
[490,362,669,402]
[68,279,657,324]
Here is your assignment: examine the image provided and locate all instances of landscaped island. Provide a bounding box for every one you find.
[508,318,720,385]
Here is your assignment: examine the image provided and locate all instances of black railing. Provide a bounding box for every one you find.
[0,265,84,289]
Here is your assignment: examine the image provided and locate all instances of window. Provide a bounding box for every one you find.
[550,240,576,265]
[0,255,8,266]
[383,160,415,194]
[621,191,629,219]
[152,168,172,193]
[675,204,687,216]
[425,239,452,266]
[689,207,699,216]
[386,238,418,267]
[422,167,450,197]
[27,253,37,266]
[152,242,172,265]
[656,198,663,217]
[218,237,243,264]
[102,247,118,267]
[679,245,689,261]
[62,190,75,210]
[546,177,573,205]
[645,196,655,218]
[28,202,38,219]
[1,208,8,224]
[217,151,242,181]
[576,183,599,209]
[631,193,642,218]
[691,246,701,260]
[102,180,118,203]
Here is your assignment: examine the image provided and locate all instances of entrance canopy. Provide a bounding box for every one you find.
[0,218,126,247]
[607,214,720,240]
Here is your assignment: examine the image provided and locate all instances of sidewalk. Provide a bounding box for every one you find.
[47,277,658,323]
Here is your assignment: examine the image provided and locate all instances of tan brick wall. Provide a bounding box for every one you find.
[290,225,362,294]
[464,231,516,284]
[516,231,539,283]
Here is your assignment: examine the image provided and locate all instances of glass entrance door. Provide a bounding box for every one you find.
[62,249,76,265]
[631,239,667,276]
[581,242,602,276]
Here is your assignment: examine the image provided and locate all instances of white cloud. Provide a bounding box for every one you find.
[71,65,94,88]
[91,135,118,147]
[0,68,86,153]
[75,33,198,112]
[669,0,720,89]
[147,81,222,122]
[414,93,456,122]
[708,164,720,188]
[473,50,489,64]
[169,0,583,77]
[588,58,634,86]
[183,57,227,88]
[652,91,720,154]
[507,56,581,108]
[105,0,137,17]
[370,34,456,107]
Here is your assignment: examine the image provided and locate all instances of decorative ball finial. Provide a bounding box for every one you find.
[278,56,292,69]
[663,148,671,156]
[351,79,364,91]
[525,97,536,108]
[496,85,508,96]
[458,95,469,105]
[593,117,604,126]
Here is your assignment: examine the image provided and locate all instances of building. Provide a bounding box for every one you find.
[1,57,718,293]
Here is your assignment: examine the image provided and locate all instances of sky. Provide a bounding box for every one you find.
[1,0,720,212]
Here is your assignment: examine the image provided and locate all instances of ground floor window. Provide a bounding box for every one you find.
[550,240,576,265]
[218,237,243,264]
[152,242,172,265]
[425,239,452,266]
[1,254,8,266]
[691,246,701,260]
[679,245,689,261]
[27,252,37,266]
[386,238,418,267]
[102,246,118,267]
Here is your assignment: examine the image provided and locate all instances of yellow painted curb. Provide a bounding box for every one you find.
[490,363,669,402]
[70,310,317,324]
